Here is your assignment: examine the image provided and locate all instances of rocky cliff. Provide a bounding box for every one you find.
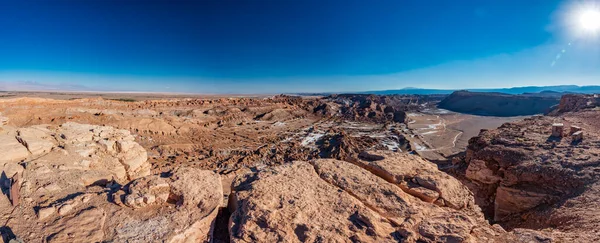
[438,91,560,116]
[456,107,600,241]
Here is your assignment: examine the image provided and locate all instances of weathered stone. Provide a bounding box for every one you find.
[9,174,20,206]
[466,159,502,184]
[0,134,29,165]
[124,175,171,209]
[353,151,474,210]
[569,125,582,135]
[230,158,519,242]
[37,206,56,220]
[16,126,55,157]
[229,161,399,242]
[551,123,564,137]
[45,207,106,243]
[116,167,222,242]
[57,204,73,216]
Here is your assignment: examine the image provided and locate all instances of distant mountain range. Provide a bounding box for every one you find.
[359,85,600,95]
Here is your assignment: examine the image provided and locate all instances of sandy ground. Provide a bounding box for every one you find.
[406,108,526,160]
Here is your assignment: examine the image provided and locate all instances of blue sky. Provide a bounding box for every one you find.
[1,0,599,93]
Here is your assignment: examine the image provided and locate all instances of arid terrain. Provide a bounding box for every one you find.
[1,91,599,242]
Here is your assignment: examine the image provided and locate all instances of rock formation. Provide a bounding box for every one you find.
[228,151,550,242]
[0,122,222,242]
[456,101,600,241]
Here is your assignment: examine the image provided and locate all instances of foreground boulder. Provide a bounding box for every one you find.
[0,122,222,242]
[228,152,548,242]
[111,167,222,243]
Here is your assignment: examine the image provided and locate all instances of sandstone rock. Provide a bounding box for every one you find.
[572,131,583,142]
[45,207,106,243]
[229,161,399,242]
[57,204,73,216]
[466,159,502,184]
[116,167,222,242]
[16,126,55,157]
[229,159,513,242]
[124,175,170,209]
[58,122,95,143]
[461,114,600,241]
[0,134,29,165]
[551,123,563,137]
[353,151,474,210]
[569,125,582,135]
[494,186,551,221]
[38,206,55,220]
[2,163,24,179]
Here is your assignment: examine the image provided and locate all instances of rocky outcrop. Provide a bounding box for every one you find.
[228,151,544,242]
[113,167,222,243]
[549,94,600,114]
[319,94,412,123]
[457,112,600,241]
[0,121,222,243]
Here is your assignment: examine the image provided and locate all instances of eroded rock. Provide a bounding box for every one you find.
[229,156,526,242]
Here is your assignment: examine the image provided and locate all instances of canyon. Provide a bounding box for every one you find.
[0,92,599,242]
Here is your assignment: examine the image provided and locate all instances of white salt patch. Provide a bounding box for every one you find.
[301,133,325,146]
[413,142,427,151]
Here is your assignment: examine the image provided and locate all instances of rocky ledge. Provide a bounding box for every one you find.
[0,122,222,242]
[228,151,549,242]
[456,107,600,241]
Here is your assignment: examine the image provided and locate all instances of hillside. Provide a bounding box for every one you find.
[438,91,561,116]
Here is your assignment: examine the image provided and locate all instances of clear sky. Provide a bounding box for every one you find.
[1,0,599,93]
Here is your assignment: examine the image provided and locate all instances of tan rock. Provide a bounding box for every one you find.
[230,159,513,242]
[124,175,171,209]
[116,167,222,242]
[16,126,55,157]
[494,186,551,221]
[45,207,106,243]
[353,151,474,209]
[0,134,29,164]
[551,123,564,137]
[466,159,502,184]
[229,161,399,242]
[58,122,95,143]
[569,125,582,135]
[57,204,73,216]
[37,206,56,220]
[3,163,24,179]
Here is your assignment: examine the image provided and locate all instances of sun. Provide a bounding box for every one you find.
[578,9,600,32]
[558,1,600,39]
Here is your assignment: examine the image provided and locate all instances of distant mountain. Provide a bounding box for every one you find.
[360,85,600,95]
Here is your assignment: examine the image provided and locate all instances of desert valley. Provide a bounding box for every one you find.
[0,91,599,242]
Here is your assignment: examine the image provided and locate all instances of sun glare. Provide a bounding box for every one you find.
[579,9,600,32]
[562,1,600,39]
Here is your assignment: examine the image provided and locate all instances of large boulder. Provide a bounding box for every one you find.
[0,122,222,242]
[0,133,29,166]
[113,167,222,243]
[228,153,533,242]
[351,151,475,210]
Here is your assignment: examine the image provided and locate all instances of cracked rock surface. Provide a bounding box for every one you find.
[228,152,550,242]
